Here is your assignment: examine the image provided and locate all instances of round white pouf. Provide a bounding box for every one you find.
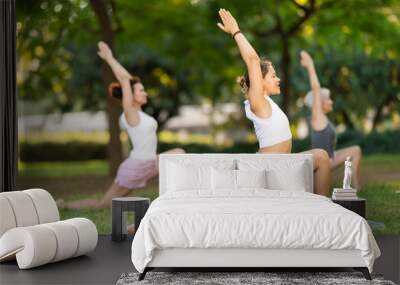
[0,191,39,227]
[0,196,17,237]
[64,218,98,257]
[23,188,59,224]
[0,189,98,269]
[0,226,57,269]
[42,221,79,262]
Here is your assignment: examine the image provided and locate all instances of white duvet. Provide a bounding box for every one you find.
[131,190,380,273]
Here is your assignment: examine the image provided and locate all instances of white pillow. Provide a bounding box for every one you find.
[167,162,211,191]
[266,164,306,191]
[211,168,236,190]
[211,169,267,191]
[236,169,267,189]
[166,158,236,193]
[237,158,308,192]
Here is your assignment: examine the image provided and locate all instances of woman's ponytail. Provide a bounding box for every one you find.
[108,82,123,101]
[108,76,142,102]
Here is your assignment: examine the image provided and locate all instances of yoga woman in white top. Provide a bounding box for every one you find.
[218,9,331,196]
[62,41,184,209]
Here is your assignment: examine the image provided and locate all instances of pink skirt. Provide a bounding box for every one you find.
[114,158,158,189]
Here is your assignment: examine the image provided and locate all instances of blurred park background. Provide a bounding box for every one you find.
[16,0,399,234]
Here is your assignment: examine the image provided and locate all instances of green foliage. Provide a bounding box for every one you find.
[336,129,364,148]
[16,0,194,124]
[292,137,311,153]
[19,141,107,162]
[16,0,400,130]
[17,0,97,112]
[292,50,400,129]
[158,142,259,154]
[336,129,400,154]
[363,130,400,154]
[118,46,193,127]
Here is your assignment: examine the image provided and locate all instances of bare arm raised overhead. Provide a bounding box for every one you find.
[217,9,271,118]
[97,41,133,82]
[300,50,327,130]
[97,41,140,127]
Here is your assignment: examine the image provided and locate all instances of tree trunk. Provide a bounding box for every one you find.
[341,110,355,130]
[371,96,394,131]
[372,106,383,131]
[280,35,291,115]
[90,0,122,177]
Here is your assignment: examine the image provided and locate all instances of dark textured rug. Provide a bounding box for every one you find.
[116,271,395,285]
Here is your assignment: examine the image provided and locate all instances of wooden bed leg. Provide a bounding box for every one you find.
[354,267,372,280]
[138,268,148,281]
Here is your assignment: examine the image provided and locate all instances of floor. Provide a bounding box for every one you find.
[0,236,134,285]
[1,235,399,285]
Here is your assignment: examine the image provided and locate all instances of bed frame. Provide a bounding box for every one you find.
[138,154,371,281]
[140,248,371,280]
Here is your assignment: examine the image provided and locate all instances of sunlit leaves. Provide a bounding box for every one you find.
[16,0,399,131]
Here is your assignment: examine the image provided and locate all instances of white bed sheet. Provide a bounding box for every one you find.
[131,190,380,273]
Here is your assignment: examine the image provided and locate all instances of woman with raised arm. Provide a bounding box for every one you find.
[62,41,184,209]
[217,9,331,197]
[300,50,362,190]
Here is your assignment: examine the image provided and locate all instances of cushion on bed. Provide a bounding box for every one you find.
[211,168,236,190]
[167,163,211,191]
[265,163,306,191]
[236,169,267,189]
[237,159,307,191]
[160,154,313,194]
[166,158,236,192]
[211,169,267,192]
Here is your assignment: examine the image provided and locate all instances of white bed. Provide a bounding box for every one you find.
[131,154,380,280]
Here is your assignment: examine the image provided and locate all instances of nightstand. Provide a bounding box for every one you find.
[111,197,150,242]
[332,198,366,218]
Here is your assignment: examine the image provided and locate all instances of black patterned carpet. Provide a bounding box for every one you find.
[117,271,396,285]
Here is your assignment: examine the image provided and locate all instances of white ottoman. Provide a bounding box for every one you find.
[0,189,98,269]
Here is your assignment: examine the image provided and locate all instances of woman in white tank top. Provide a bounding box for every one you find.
[62,42,184,209]
[218,9,331,197]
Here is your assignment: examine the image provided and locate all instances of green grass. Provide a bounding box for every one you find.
[18,160,108,177]
[363,154,400,162]
[61,208,112,234]
[59,190,159,234]
[362,154,400,172]
[358,182,400,235]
